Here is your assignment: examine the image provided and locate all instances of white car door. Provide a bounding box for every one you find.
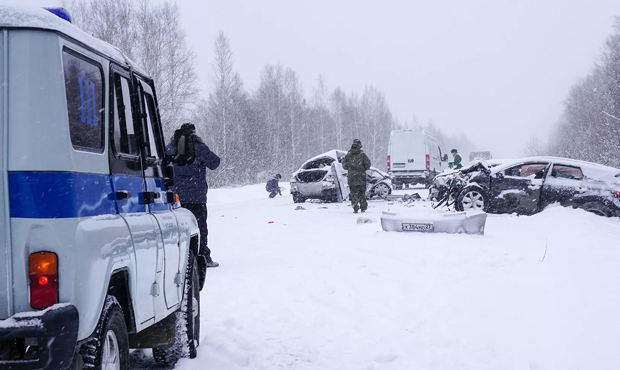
[332,161,350,201]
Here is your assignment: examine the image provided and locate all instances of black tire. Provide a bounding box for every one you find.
[456,188,486,212]
[292,194,306,203]
[580,201,611,217]
[153,251,201,365]
[81,296,129,370]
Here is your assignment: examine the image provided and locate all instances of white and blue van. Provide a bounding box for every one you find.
[0,6,202,369]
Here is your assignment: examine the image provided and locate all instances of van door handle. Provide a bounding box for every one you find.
[142,191,161,204]
[114,191,130,200]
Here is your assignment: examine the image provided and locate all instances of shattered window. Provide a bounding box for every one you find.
[303,157,335,169]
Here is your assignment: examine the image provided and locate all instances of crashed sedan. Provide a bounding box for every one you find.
[290,150,393,203]
[431,156,620,217]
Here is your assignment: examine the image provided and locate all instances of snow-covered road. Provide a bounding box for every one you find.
[133,184,620,369]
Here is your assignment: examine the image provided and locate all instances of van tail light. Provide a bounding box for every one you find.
[387,155,391,171]
[29,252,58,309]
[613,191,620,199]
[425,154,431,171]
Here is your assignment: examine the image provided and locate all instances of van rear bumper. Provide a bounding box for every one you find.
[0,304,78,370]
[391,171,432,185]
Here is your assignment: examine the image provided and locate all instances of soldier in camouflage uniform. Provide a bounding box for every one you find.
[342,139,371,213]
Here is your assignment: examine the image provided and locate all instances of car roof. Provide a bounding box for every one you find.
[492,156,620,180]
[0,4,147,76]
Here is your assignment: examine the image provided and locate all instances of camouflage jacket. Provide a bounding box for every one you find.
[342,146,371,187]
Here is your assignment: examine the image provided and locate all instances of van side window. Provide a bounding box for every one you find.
[62,50,104,152]
[142,92,163,159]
[111,74,139,156]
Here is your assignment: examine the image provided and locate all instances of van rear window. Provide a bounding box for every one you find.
[62,50,104,152]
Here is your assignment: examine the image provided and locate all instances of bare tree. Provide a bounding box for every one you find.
[68,0,197,136]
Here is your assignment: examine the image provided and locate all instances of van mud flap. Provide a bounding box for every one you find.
[381,210,487,235]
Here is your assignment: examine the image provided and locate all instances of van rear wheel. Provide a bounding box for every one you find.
[81,296,129,370]
[153,251,201,365]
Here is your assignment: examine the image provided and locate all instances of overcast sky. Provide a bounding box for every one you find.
[21,0,620,156]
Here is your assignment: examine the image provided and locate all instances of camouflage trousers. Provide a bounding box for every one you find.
[349,184,367,212]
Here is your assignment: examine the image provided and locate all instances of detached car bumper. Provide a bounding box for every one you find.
[0,304,78,370]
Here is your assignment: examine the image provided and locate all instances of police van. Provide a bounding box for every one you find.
[0,6,203,369]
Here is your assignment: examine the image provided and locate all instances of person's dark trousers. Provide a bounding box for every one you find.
[269,191,278,198]
[181,202,212,262]
[349,185,367,212]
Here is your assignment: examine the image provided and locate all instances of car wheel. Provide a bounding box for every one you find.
[580,201,611,217]
[372,183,391,199]
[457,188,486,211]
[81,296,129,370]
[293,194,306,203]
[153,250,200,365]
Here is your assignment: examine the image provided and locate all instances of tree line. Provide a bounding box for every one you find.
[70,0,476,187]
[526,18,620,168]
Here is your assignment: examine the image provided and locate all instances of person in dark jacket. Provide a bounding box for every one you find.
[342,139,371,213]
[450,148,463,170]
[168,123,221,268]
[266,174,282,198]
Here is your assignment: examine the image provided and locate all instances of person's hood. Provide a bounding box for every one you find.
[349,143,362,154]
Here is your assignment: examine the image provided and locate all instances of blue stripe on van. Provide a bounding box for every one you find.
[8,172,169,218]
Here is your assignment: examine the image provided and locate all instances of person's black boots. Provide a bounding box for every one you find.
[206,258,219,268]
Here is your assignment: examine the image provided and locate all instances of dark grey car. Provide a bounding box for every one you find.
[436,157,620,217]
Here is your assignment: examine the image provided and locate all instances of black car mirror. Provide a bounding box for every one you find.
[163,163,174,187]
[163,154,175,165]
[442,154,449,162]
[495,172,504,179]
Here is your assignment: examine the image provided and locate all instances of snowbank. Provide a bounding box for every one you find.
[162,184,620,370]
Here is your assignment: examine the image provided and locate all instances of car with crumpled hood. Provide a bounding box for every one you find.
[439,156,620,217]
[290,150,393,203]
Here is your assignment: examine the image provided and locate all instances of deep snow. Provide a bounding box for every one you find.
[133,184,620,369]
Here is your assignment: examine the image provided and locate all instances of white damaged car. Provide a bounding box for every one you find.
[290,150,393,203]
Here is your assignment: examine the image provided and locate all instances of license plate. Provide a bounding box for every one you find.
[402,223,434,232]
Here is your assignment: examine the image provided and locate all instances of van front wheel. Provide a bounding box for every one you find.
[153,250,200,365]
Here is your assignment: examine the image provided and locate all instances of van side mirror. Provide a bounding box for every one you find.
[442,154,448,162]
[163,163,174,187]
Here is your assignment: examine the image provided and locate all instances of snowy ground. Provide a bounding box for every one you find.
[132,184,620,370]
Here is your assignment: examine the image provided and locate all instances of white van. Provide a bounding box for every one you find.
[387,129,447,188]
[0,6,201,369]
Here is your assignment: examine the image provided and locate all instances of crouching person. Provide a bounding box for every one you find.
[168,123,221,268]
[266,174,282,198]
